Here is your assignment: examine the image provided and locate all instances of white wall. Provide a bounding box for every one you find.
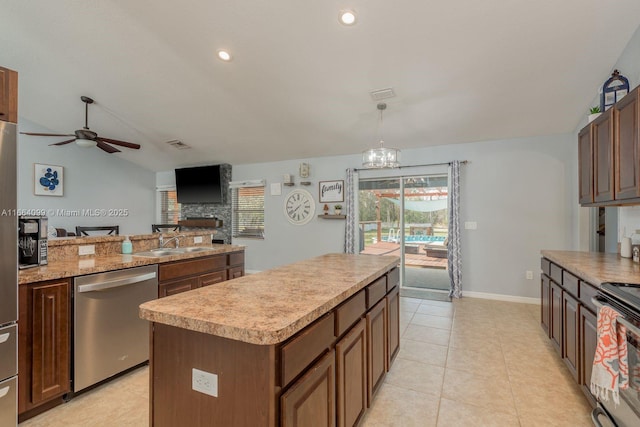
[18,119,156,235]
[233,133,576,299]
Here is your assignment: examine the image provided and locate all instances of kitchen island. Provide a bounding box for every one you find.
[140,253,400,427]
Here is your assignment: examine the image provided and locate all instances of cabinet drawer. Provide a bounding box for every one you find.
[549,263,563,285]
[579,281,598,313]
[366,277,387,309]
[335,290,366,337]
[541,258,550,275]
[229,251,244,266]
[387,267,399,292]
[281,312,335,387]
[228,266,244,280]
[562,271,579,297]
[199,270,227,288]
[159,254,226,281]
[159,277,198,298]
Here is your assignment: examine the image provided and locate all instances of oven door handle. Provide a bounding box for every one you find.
[591,406,612,427]
[77,272,157,293]
[591,296,640,336]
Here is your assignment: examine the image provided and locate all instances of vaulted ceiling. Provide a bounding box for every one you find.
[2,1,640,171]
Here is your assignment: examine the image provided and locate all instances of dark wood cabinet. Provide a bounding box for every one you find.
[0,66,18,123]
[281,350,336,427]
[386,285,399,369]
[336,319,366,427]
[593,109,615,202]
[540,274,550,336]
[158,251,244,298]
[578,125,594,204]
[579,306,597,406]
[562,291,579,381]
[366,299,387,405]
[550,281,562,355]
[18,279,71,417]
[615,87,640,200]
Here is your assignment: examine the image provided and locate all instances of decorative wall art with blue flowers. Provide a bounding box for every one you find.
[34,163,64,196]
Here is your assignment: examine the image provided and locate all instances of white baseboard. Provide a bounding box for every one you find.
[463,290,539,305]
[244,269,262,275]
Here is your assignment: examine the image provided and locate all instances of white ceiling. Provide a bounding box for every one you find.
[2,0,640,171]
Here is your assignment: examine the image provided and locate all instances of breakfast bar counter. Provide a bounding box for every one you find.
[140,253,400,427]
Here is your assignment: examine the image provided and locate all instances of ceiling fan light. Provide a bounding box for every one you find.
[76,138,97,148]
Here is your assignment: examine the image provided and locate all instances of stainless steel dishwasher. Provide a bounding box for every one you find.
[73,264,158,392]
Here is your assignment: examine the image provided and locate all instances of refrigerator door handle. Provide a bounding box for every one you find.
[0,333,9,344]
[0,386,9,398]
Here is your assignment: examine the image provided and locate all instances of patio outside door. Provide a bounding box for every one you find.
[358,175,449,294]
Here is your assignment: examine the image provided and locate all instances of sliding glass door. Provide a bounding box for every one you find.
[358,174,449,294]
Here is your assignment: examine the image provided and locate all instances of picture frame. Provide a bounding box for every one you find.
[319,180,344,203]
[34,163,64,196]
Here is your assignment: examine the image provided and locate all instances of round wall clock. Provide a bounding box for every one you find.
[284,189,316,225]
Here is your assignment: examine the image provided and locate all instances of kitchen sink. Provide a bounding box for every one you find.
[180,247,213,252]
[133,246,214,258]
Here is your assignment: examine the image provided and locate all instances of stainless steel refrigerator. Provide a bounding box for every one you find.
[0,120,18,426]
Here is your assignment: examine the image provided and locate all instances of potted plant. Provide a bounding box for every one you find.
[588,106,601,123]
[334,204,342,215]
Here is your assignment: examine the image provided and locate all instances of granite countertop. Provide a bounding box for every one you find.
[139,253,399,345]
[541,250,640,286]
[18,244,245,284]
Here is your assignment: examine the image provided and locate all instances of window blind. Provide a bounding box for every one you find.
[159,190,181,223]
[232,185,265,238]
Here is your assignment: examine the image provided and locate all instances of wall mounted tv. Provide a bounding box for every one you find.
[175,165,222,204]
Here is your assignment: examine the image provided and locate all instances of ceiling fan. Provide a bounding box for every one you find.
[21,96,141,153]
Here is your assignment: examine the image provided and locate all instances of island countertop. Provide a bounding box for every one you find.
[541,250,640,286]
[139,253,399,345]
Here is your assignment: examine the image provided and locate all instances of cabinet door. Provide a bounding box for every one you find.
[615,88,640,200]
[540,274,550,336]
[336,319,366,427]
[228,266,244,280]
[281,350,335,427]
[550,281,562,355]
[580,306,597,405]
[159,277,198,298]
[366,299,387,406]
[386,286,400,369]
[0,67,18,123]
[578,124,594,204]
[593,110,615,202]
[198,270,226,288]
[562,291,579,382]
[30,280,70,405]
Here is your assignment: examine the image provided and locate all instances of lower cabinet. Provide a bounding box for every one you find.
[579,306,598,405]
[159,277,198,297]
[550,281,563,355]
[386,285,400,369]
[18,279,71,417]
[336,319,367,427]
[366,299,387,405]
[281,350,336,427]
[540,274,550,336]
[562,291,579,381]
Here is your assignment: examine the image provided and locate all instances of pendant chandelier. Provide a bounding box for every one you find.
[362,103,400,168]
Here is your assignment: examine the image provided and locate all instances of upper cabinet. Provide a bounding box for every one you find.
[579,86,640,206]
[0,66,18,123]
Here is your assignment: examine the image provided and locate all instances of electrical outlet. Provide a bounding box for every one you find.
[192,368,218,397]
[194,236,203,244]
[78,245,95,256]
[526,271,533,280]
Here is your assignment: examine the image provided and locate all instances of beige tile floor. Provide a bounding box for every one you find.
[20,297,592,426]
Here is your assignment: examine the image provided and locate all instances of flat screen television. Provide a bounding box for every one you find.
[175,165,222,204]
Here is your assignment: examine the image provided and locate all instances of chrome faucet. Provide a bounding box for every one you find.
[159,235,186,248]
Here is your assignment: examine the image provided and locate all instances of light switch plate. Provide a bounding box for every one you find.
[194,236,203,244]
[271,183,282,196]
[78,245,95,256]
[464,221,477,230]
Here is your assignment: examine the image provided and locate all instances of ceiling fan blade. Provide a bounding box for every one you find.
[96,137,141,150]
[21,132,75,137]
[96,141,121,153]
[48,138,76,146]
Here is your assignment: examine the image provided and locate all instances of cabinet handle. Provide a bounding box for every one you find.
[0,333,9,344]
[0,386,9,398]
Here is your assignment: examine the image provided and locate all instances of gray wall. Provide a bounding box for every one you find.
[233,133,576,300]
[18,118,156,235]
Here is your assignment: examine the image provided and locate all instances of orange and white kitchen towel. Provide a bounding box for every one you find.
[591,305,629,405]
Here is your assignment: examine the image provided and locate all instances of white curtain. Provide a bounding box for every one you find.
[448,161,462,298]
[344,168,359,254]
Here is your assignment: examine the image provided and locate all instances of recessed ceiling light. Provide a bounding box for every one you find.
[217,50,232,62]
[339,10,357,26]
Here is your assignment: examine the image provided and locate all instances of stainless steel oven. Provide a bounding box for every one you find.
[592,283,640,427]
